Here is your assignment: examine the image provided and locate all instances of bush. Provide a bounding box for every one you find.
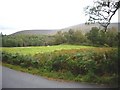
[2,52,40,68]
[34,48,118,77]
[51,54,69,71]
[2,47,118,85]
[82,72,97,83]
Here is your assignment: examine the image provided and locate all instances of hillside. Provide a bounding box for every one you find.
[60,23,119,33]
[11,30,58,35]
[11,23,119,35]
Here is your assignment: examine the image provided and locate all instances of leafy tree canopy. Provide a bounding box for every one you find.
[85,0,120,31]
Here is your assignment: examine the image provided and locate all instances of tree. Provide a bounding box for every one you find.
[85,0,120,31]
[67,29,75,44]
[106,28,118,46]
[54,31,66,45]
[98,30,107,45]
[86,27,100,45]
[86,27,118,46]
[73,30,88,44]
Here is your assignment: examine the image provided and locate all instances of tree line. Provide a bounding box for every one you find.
[2,27,118,47]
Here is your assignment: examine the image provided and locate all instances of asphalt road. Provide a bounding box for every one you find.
[2,66,112,88]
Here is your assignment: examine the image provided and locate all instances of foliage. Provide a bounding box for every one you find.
[2,27,118,47]
[2,51,39,68]
[2,34,53,47]
[38,48,118,85]
[2,47,118,85]
[85,0,120,31]
[64,29,88,44]
[53,31,66,45]
[86,27,118,46]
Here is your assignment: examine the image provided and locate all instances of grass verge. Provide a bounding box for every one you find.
[2,62,118,87]
[2,62,74,82]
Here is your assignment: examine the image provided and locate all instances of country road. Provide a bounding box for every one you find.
[2,66,113,88]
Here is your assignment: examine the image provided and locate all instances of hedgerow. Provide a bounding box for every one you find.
[2,48,118,85]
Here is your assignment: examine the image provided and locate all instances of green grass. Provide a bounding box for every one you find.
[3,62,117,87]
[2,62,75,82]
[2,45,94,55]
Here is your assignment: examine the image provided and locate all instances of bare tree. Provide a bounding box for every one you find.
[85,0,120,31]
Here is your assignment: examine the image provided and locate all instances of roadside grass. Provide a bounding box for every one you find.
[2,62,117,87]
[2,62,75,82]
[2,45,94,55]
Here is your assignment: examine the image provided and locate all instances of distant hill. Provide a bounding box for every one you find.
[11,23,119,35]
[60,23,119,33]
[11,30,58,35]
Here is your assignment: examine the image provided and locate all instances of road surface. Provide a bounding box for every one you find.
[2,66,112,88]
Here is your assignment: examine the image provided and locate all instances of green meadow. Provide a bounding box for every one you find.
[2,45,94,55]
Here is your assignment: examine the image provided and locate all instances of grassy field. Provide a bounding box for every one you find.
[2,45,95,55]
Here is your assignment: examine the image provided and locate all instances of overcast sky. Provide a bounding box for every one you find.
[0,0,118,35]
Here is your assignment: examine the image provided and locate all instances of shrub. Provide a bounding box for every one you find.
[51,54,69,72]
[2,52,40,68]
[2,47,118,85]
[34,48,118,77]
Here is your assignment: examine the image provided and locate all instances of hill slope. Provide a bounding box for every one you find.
[60,23,119,33]
[11,30,58,35]
[11,23,119,35]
